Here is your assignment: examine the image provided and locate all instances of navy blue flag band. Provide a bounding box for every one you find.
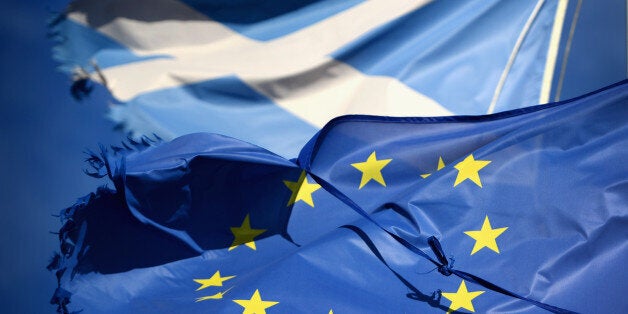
[50,81,627,313]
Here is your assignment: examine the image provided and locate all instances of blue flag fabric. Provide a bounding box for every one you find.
[49,0,626,158]
[50,81,628,313]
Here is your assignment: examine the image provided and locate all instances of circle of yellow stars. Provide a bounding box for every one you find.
[191,152,500,312]
[348,152,500,313]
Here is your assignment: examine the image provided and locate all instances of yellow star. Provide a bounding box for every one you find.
[442,280,485,313]
[195,292,224,302]
[351,151,392,189]
[229,214,266,251]
[421,156,446,178]
[453,154,491,187]
[233,289,279,314]
[195,286,235,302]
[283,171,321,207]
[464,216,508,255]
[193,271,235,291]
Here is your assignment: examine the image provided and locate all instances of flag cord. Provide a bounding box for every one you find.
[488,0,545,114]
[304,170,576,314]
[554,0,584,102]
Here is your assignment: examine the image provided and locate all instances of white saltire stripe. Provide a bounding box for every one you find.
[68,0,451,128]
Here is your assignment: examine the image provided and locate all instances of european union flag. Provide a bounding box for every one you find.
[50,81,627,313]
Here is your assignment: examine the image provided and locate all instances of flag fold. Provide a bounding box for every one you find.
[50,0,582,158]
[50,81,628,313]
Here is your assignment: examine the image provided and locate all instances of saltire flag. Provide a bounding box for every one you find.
[47,0,615,158]
[49,80,628,313]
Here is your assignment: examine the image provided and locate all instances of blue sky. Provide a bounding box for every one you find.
[0,1,624,313]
